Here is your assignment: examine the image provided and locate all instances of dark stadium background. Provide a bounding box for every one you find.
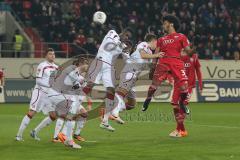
[1,0,240,60]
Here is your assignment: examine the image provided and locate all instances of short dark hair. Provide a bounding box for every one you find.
[144,33,157,42]
[45,48,54,56]
[47,48,54,53]
[123,27,134,35]
[162,15,181,31]
[72,57,89,66]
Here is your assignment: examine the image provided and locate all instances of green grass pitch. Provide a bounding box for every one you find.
[0,103,240,160]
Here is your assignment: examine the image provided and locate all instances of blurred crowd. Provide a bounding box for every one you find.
[5,0,240,60]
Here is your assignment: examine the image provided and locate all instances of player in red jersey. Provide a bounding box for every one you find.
[169,52,203,137]
[142,15,195,136]
[0,68,4,94]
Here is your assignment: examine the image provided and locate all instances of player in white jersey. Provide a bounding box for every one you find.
[30,58,89,149]
[82,28,133,131]
[16,48,58,141]
[51,59,91,143]
[109,34,165,123]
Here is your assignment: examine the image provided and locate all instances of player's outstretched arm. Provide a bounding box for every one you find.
[183,45,196,57]
[140,50,165,59]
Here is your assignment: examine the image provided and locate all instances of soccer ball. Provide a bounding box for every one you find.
[93,11,107,24]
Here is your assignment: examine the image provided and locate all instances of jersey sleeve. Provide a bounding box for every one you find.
[36,63,44,78]
[106,30,121,45]
[194,54,201,68]
[0,71,3,78]
[181,34,190,49]
[68,69,85,85]
[137,42,149,53]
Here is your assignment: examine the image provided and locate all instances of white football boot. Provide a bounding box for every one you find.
[99,122,115,132]
[64,140,82,149]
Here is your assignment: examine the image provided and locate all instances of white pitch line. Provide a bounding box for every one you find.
[126,121,240,129]
[84,140,98,143]
[187,123,240,129]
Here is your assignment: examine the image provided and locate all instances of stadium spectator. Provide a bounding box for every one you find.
[12,29,23,58]
[0,68,4,94]
[74,29,87,47]
[5,0,240,59]
[234,51,240,61]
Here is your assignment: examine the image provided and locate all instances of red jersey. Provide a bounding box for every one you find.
[0,69,3,79]
[181,54,202,90]
[157,32,190,62]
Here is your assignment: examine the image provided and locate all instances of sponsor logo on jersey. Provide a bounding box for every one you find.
[163,39,174,45]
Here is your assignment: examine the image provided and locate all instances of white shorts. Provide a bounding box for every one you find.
[42,88,68,115]
[65,94,84,115]
[87,59,116,88]
[29,85,49,112]
[42,89,84,116]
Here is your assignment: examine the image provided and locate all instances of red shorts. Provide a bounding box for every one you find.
[153,58,188,85]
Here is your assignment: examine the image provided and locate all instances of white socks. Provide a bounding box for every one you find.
[53,118,64,138]
[34,116,53,134]
[103,97,114,124]
[74,117,86,135]
[65,120,75,141]
[112,93,126,117]
[17,115,31,137]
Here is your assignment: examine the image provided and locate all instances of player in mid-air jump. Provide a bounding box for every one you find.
[81,28,133,131]
[142,15,196,137]
[108,33,165,123]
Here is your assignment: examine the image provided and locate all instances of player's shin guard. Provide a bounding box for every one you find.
[17,114,32,137]
[34,116,54,134]
[53,118,64,138]
[102,93,115,124]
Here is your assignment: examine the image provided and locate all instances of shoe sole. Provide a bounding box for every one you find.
[99,125,115,132]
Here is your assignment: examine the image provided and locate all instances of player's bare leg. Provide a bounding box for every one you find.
[16,110,36,141]
[30,111,57,141]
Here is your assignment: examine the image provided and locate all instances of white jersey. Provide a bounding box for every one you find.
[52,65,85,95]
[36,61,58,90]
[96,30,123,64]
[127,42,152,64]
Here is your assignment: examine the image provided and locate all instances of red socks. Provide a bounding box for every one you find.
[147,85,157,99]
[173,108,186,131]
